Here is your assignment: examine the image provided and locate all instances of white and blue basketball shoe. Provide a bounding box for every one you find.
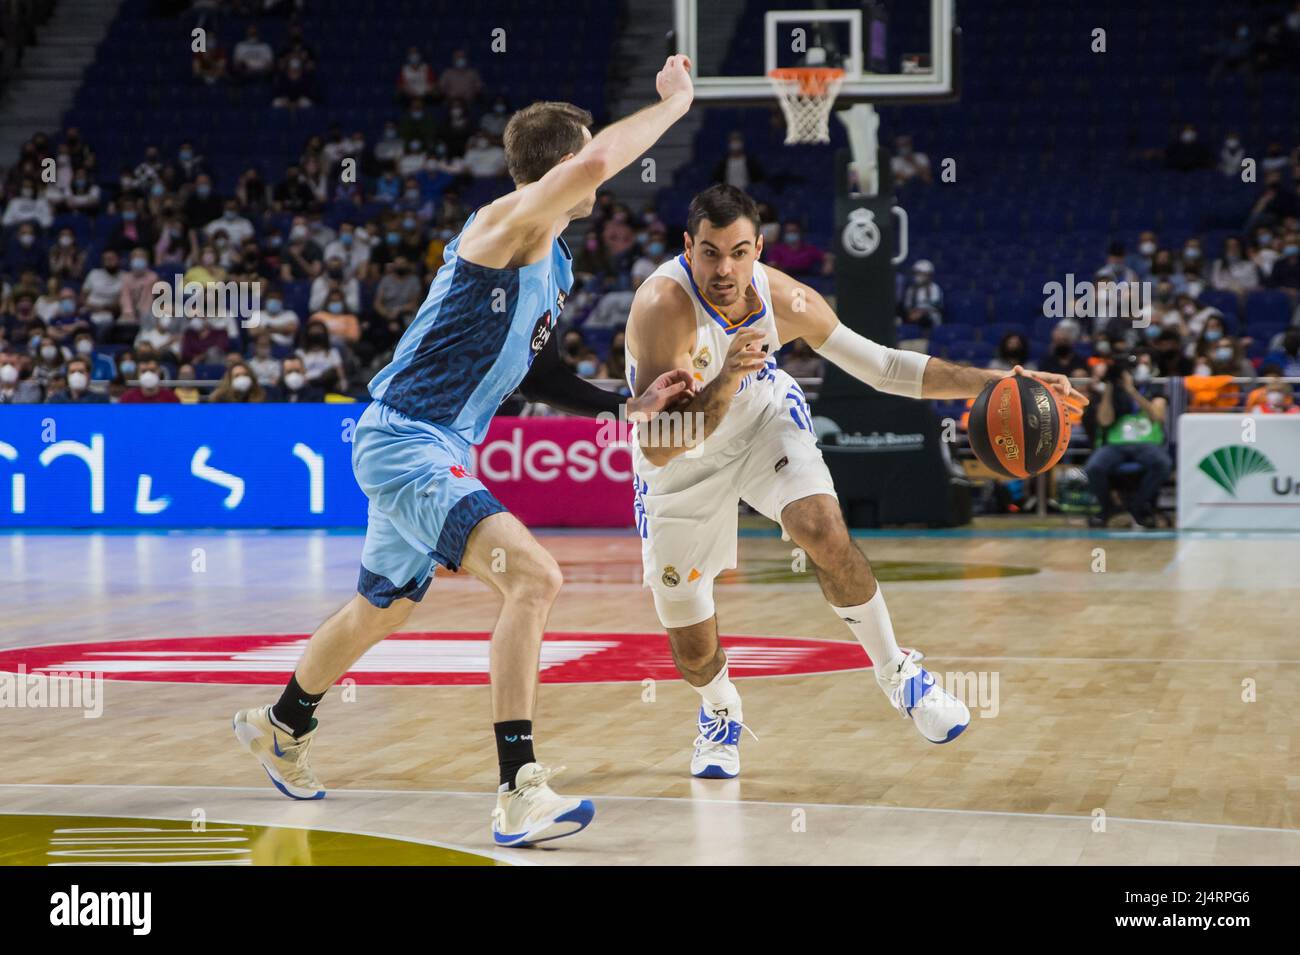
[876,649,969,743]
[491,763,595,847]
[691,706,755,778]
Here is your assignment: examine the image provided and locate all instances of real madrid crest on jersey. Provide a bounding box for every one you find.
[692,346,711,370]
[661,565,680,587]
[841,208,881,259]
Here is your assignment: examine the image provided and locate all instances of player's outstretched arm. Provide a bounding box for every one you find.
[510,56,694,231]
[518,331,694,419]
[767,266,1088,404]
[627,278,766,466]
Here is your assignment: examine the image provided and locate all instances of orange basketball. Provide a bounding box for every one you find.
[967,376,1070,479]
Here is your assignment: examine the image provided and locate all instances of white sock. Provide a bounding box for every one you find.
[693,663,742,722]
[831,588,903,676]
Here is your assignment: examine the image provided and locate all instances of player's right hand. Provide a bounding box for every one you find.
[656,54,694,105]
[722,327,768,383]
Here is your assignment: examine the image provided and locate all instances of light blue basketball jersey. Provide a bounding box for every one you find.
[368,211,573,446]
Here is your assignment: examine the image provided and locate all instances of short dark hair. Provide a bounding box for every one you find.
[503,101,593,185]
[686,184,761,237]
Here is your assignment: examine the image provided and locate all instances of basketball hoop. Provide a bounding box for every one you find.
[767,67,844,144]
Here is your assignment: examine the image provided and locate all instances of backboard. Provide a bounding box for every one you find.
[674,0,958,105]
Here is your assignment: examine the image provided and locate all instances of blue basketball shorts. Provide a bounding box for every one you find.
[351,401,506,607]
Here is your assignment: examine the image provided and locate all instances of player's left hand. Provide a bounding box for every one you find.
[626,368,697,422]
[1010,365,1089,408]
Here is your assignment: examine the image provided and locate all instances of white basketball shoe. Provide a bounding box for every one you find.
[491,763,595,847]
[691,705,756,778]
[876,649,970,743]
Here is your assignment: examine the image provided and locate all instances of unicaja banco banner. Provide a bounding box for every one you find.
[1176,414,1300,530]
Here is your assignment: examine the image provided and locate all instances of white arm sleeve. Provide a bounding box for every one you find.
[811,323,930,399]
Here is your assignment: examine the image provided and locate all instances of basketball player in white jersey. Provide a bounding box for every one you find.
[625,185,1086,777]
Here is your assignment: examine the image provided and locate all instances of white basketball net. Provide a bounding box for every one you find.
[768,68,844,144]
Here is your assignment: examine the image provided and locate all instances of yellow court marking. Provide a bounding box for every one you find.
[0,814,499,867]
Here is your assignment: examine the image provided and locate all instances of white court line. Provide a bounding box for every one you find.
[0,801,529,867]
[2,782,1295,837]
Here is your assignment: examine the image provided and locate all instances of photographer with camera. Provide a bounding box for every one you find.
[1084,351,1171,528]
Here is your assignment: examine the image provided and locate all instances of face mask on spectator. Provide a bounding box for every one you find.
[290,225,308,241]
[1214,346,1233,363]
[18,233,34,247]
[1204,328,1222,342]
[75,338,93,355]
[59,234,74,247]
[1133,364,1152,385]
[1193,362,1211,377]
[180,149,193,162]
[386,232,400,245]
[327,301,344,314]
[157,315,172,330]
[131,257,148,270]
[284,370,305,391]
[1095,340,1111,356]
[647,241,665,257]
[1139,240,1156,256]
[1144,323,1161,340]
[1180,129,1196,144]
[1183,246,1200,260]
[118,360,136,376]
[402,217,416,230]
[1285,245,1300,257]
[60,299,76,315]
[41,344,58,362]
[340,232,353,246]
[784,231,800,245]
[139,370,160,389]
[68,370,89,391]
[232,374,252,393]
[123,211,137,222]
[266,299,283,314]
[0,364,18,384]
[577,359,598,377]
[384,127,397,140]
[196,184,211,198]
[1266,390,1285,408]
[188,317,205,331]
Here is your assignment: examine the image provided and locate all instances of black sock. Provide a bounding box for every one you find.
[271,674,326,738]
[494,720,536,789]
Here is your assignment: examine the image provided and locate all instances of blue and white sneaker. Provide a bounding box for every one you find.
[691,706,756,778]
[491,763,595,847]
[876,650,969,743]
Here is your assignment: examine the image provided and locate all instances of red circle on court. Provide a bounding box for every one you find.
[0,632,872,686]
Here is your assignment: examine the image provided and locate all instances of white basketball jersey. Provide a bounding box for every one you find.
[627,253,783,458]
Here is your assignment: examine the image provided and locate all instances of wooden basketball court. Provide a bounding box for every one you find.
[1,525,1297,865]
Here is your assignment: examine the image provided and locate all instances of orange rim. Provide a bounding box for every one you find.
[768,67,845,96]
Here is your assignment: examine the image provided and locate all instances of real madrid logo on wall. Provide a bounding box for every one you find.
[841,208,881,258]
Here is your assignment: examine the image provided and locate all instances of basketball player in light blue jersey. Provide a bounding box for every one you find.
[234,56,699,847]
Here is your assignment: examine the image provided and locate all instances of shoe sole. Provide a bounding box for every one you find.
[232,714,325,801]
[493,800,595,847]
[692,764,739,779]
